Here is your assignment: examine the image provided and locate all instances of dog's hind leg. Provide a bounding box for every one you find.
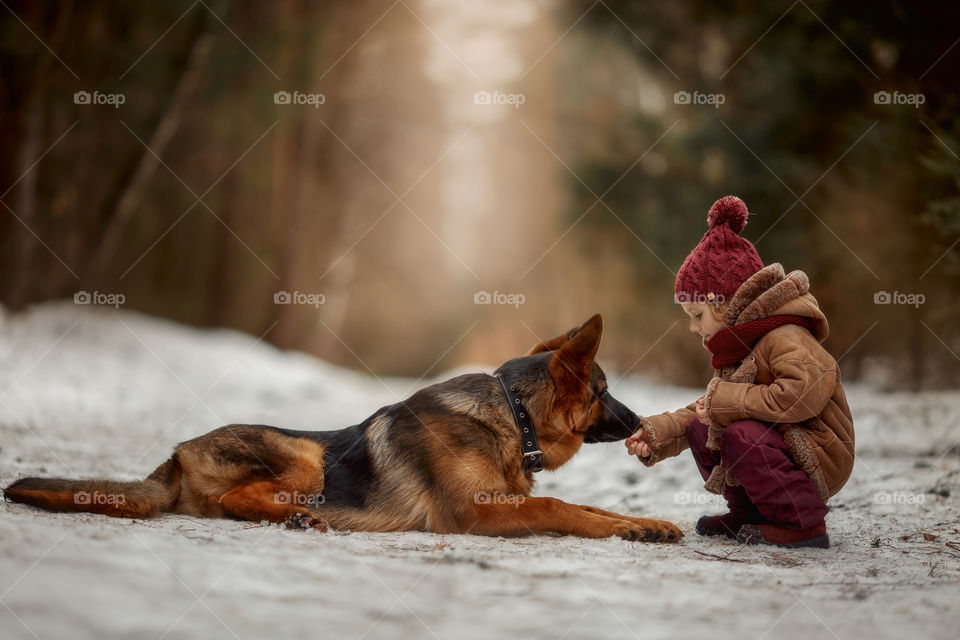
[218,480,328,530]
[175,425,329,528]
[219,438,329,530]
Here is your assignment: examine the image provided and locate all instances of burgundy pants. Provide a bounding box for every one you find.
[686,418,828,530]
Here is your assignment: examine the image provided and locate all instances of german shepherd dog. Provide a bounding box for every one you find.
[3,314,681,542]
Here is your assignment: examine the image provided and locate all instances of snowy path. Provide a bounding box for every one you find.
[1,304,958,640]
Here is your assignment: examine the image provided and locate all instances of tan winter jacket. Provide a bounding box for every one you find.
[637,263,855,499]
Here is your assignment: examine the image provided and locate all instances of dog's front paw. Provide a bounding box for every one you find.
[613,518,682,543]
[647,519,683,543]
[611,520,647,542]
[285,512,328,531]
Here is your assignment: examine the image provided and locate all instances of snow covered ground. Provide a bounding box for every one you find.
[1,303,958,640]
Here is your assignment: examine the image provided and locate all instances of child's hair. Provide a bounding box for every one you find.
[708,301,730,323]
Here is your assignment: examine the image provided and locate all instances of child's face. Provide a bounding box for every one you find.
[680,302,725,348]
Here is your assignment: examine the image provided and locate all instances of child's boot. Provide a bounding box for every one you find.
[695,486,763,539]
[736,521,830,548]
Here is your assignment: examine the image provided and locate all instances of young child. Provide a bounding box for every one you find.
[625,196,854,548]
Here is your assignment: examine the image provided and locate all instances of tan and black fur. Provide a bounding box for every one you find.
[3,314,681,542]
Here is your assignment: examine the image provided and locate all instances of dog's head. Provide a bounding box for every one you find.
[493,314,640,445]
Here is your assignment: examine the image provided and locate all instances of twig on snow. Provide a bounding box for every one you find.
[691,547,750,563]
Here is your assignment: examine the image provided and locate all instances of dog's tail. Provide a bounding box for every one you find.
[3,457,182,518]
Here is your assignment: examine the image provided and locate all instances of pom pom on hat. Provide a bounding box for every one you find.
[707,195,748,234]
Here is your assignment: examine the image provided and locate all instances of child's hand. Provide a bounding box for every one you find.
[625,429,652,459]
[695,396,709,423]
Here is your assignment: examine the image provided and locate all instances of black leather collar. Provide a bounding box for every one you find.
[497,374,544,473]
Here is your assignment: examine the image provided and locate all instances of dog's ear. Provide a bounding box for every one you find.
[526,328,577,355]
[526,314,604,356]
[548,314,602,383]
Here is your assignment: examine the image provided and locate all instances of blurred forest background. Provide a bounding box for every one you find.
[1,0,958,389]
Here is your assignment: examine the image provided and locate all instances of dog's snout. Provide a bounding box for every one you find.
[605,393,640,429]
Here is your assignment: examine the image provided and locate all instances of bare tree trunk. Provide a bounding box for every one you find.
[317,224,360,349]
[87,2,219,282]
[6,1,75,308]
[8,86,45,307]
[275,112,325,348]
[269,122,301,345]
[206,168,240,326]
[267,0,302,346]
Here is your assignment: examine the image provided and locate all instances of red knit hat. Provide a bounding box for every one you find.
[674,196,764,305]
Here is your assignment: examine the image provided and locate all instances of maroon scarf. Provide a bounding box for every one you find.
[706,315,815,370]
